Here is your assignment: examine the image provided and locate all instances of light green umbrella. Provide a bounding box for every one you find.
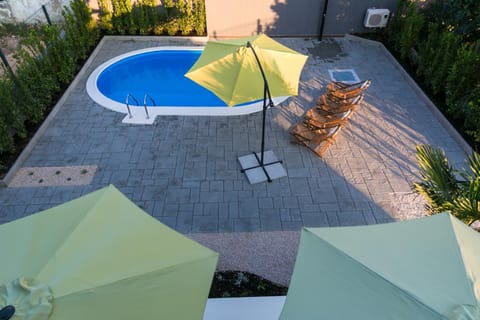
[0,185,218,320]
[185,34,308,181]
[280,213,480,320]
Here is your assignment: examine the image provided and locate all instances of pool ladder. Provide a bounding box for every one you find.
[125,93,156,120]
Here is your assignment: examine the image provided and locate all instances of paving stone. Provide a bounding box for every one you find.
[234,218,261,232]
[192,215,218,232]
[238,199,259,218]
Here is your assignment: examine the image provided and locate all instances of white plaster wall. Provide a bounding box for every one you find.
[7,0,72,23]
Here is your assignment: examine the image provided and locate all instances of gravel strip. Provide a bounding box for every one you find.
[8,165,97,187]
[189,231,301,286]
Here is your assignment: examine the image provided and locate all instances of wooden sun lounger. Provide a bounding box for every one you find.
[326,79,371,100]
[304,108,352,130]
[316,93,364,115]
[290,122,344,158]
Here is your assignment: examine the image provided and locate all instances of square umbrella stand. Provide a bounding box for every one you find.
[238,150,287,184]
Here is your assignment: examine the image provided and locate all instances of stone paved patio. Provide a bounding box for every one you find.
[0,35,470,285]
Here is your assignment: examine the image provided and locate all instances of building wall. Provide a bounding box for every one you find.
[323,0,398,36]
[205,0,399,38]
[0,0,12,23]
[0,0,71,24]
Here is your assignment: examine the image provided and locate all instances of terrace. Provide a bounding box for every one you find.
[0,34,469,286]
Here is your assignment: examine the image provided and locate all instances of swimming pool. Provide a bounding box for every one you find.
[86,47,288,124]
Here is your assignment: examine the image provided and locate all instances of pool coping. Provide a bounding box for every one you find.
[0,35,209,188]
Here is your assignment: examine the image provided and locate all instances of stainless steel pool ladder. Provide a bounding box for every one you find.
[143,94,156,120]
[125,93,155,120]
[125,93,139,119]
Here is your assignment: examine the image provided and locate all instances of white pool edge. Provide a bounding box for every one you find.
[86,46,289,124]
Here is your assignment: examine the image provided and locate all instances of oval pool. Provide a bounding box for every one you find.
[86,47,288,123]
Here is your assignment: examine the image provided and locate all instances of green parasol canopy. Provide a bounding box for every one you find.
[0,185,218,320]
[280,213,480,319]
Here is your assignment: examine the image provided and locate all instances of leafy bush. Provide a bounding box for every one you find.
[193,0,206,35]
[0,0,99,170]
[97,0,205,36]
[392,1,425,62]
[97,0,113,33]
[446,43,480,113]
[111,0,134,34]
[177,0,194,35]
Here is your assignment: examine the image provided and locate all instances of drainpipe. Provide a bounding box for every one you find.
[319,0,329,41]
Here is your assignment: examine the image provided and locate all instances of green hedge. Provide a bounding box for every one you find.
[387,0,480,147]
[0,0,98,170]
[98,0,206,36]
[0,0,207,171]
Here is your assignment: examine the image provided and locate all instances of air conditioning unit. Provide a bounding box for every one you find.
[364,8,390,28]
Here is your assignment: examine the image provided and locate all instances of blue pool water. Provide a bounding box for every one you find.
[97,50,229,107]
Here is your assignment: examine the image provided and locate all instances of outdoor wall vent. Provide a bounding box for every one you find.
[364,8,390,28]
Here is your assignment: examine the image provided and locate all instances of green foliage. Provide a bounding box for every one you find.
[112,0,134,34]
[177,0,194,35]
[463,90,480,143]
[97,0,113,33]
[445,43,480,114]
[413,144,458,213]
[426,31,461,94]
[100,0,205,36]
[397,2,425,59]
[194,0,206,35]
[165,18,179,36]
[414,144,480,226]
[63,0,99,60]
[416,23,440,78]
[0,78,23,156]
[0,0,208,171]
[0,0,99,168]
[390,0,480,147]
[426,0,480,41]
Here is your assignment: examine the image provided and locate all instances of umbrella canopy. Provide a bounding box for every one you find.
[0,185,218,320]
[185,34,308,106]
[280,213,480,320]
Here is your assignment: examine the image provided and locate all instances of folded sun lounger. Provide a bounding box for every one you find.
[326,79,371,100]
[304,108,352,130]
[290,122,344,158]
[316,93,364,115]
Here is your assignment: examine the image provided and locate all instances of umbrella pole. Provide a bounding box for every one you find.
[240,42,283,182]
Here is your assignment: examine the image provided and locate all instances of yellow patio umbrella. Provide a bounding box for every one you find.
[0,185,218,320]
[185,34,308,182]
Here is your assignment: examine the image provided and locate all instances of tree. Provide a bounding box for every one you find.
[414,144,480,226]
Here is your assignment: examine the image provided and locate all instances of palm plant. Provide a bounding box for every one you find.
[414,144,480,226]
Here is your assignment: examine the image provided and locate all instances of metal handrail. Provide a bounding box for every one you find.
[125,93,140,118]
[143,94,156,120]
